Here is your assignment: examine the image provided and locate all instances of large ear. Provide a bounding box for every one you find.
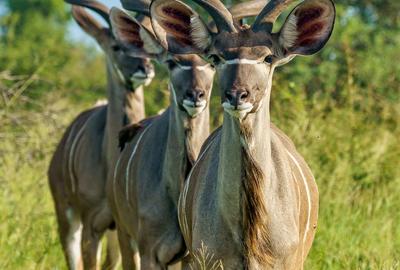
[110,8,164,57]
[150,0,212,54]
[71,6,109,42]
[278,0,335,56]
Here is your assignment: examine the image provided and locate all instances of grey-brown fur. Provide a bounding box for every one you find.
[48,2,155,269]
[151,0,335,269]
[108,54,215,270]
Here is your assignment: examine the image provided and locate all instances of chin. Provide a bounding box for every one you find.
[183,100,207,118]
[131,75,154,88]
[143,77,154,86]
[222,102,254,120]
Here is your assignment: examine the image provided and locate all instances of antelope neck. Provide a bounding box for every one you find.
[103,59,145,168]
[162,84,210,205]
[216,74,273,246]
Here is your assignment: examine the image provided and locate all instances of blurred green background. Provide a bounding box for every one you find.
[0,0,399,269]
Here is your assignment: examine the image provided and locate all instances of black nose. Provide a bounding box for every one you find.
[185,89,205,105]
[225,89,249,108]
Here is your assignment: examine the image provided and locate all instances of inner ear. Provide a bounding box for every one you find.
[150,0,211,54]
[278,0,335,56]
[110,8,163,57]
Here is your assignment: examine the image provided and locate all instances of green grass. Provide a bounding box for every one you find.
[0,78,399,270]
[1,0,399,268]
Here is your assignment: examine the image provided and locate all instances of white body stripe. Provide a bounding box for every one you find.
[125,124,153,202]
[179,139,214,244]
[292,172,301,214]
[113,154,123,208]
[179,138,312,249]
[286,150,311,244]
[68,114,93,193]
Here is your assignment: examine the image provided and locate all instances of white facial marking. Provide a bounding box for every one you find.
[182,99,207,117]
[286,150,311,244]
[195,64,212,71]
[178,65,192,70]
[131,70,147,80]
[222,102,254,120]
[177,64,211,71]
[131,69,155,87]
[223,58,263,65]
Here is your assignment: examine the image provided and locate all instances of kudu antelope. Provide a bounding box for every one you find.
[48,1,155,269]
[150,0,335,268]
[107,1,272,268]
[105,6,215,269]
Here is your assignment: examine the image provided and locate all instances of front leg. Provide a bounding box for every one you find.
[81,222,103,270]
[81,207,114,270]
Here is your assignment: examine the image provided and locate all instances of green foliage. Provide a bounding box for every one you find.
[0,0,399,269]
[5,0,69,23]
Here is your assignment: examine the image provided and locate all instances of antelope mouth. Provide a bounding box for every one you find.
[222,102,254,119]
[131,70,155,87]
[183,99,207,118]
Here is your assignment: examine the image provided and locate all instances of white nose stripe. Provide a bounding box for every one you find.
[223,59,263,65]
[177,64,211,71]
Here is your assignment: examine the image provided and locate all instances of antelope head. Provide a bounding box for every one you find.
[110,7,215,118]
[66,0,155,91]
[150,0,335,120]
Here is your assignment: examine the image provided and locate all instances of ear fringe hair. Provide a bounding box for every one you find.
[139,27,164,54]
[190,15,211,50]
[279,14,298,50]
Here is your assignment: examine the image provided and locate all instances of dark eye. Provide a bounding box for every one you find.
[165,59,177,70]
[208,54,221,67]
[111,44,121,52]
[264,55,274,64]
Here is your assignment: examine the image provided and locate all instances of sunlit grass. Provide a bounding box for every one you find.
[1,85,398,269]
[0,94,79,269]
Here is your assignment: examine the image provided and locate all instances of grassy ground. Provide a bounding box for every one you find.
[0,77,399,269]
